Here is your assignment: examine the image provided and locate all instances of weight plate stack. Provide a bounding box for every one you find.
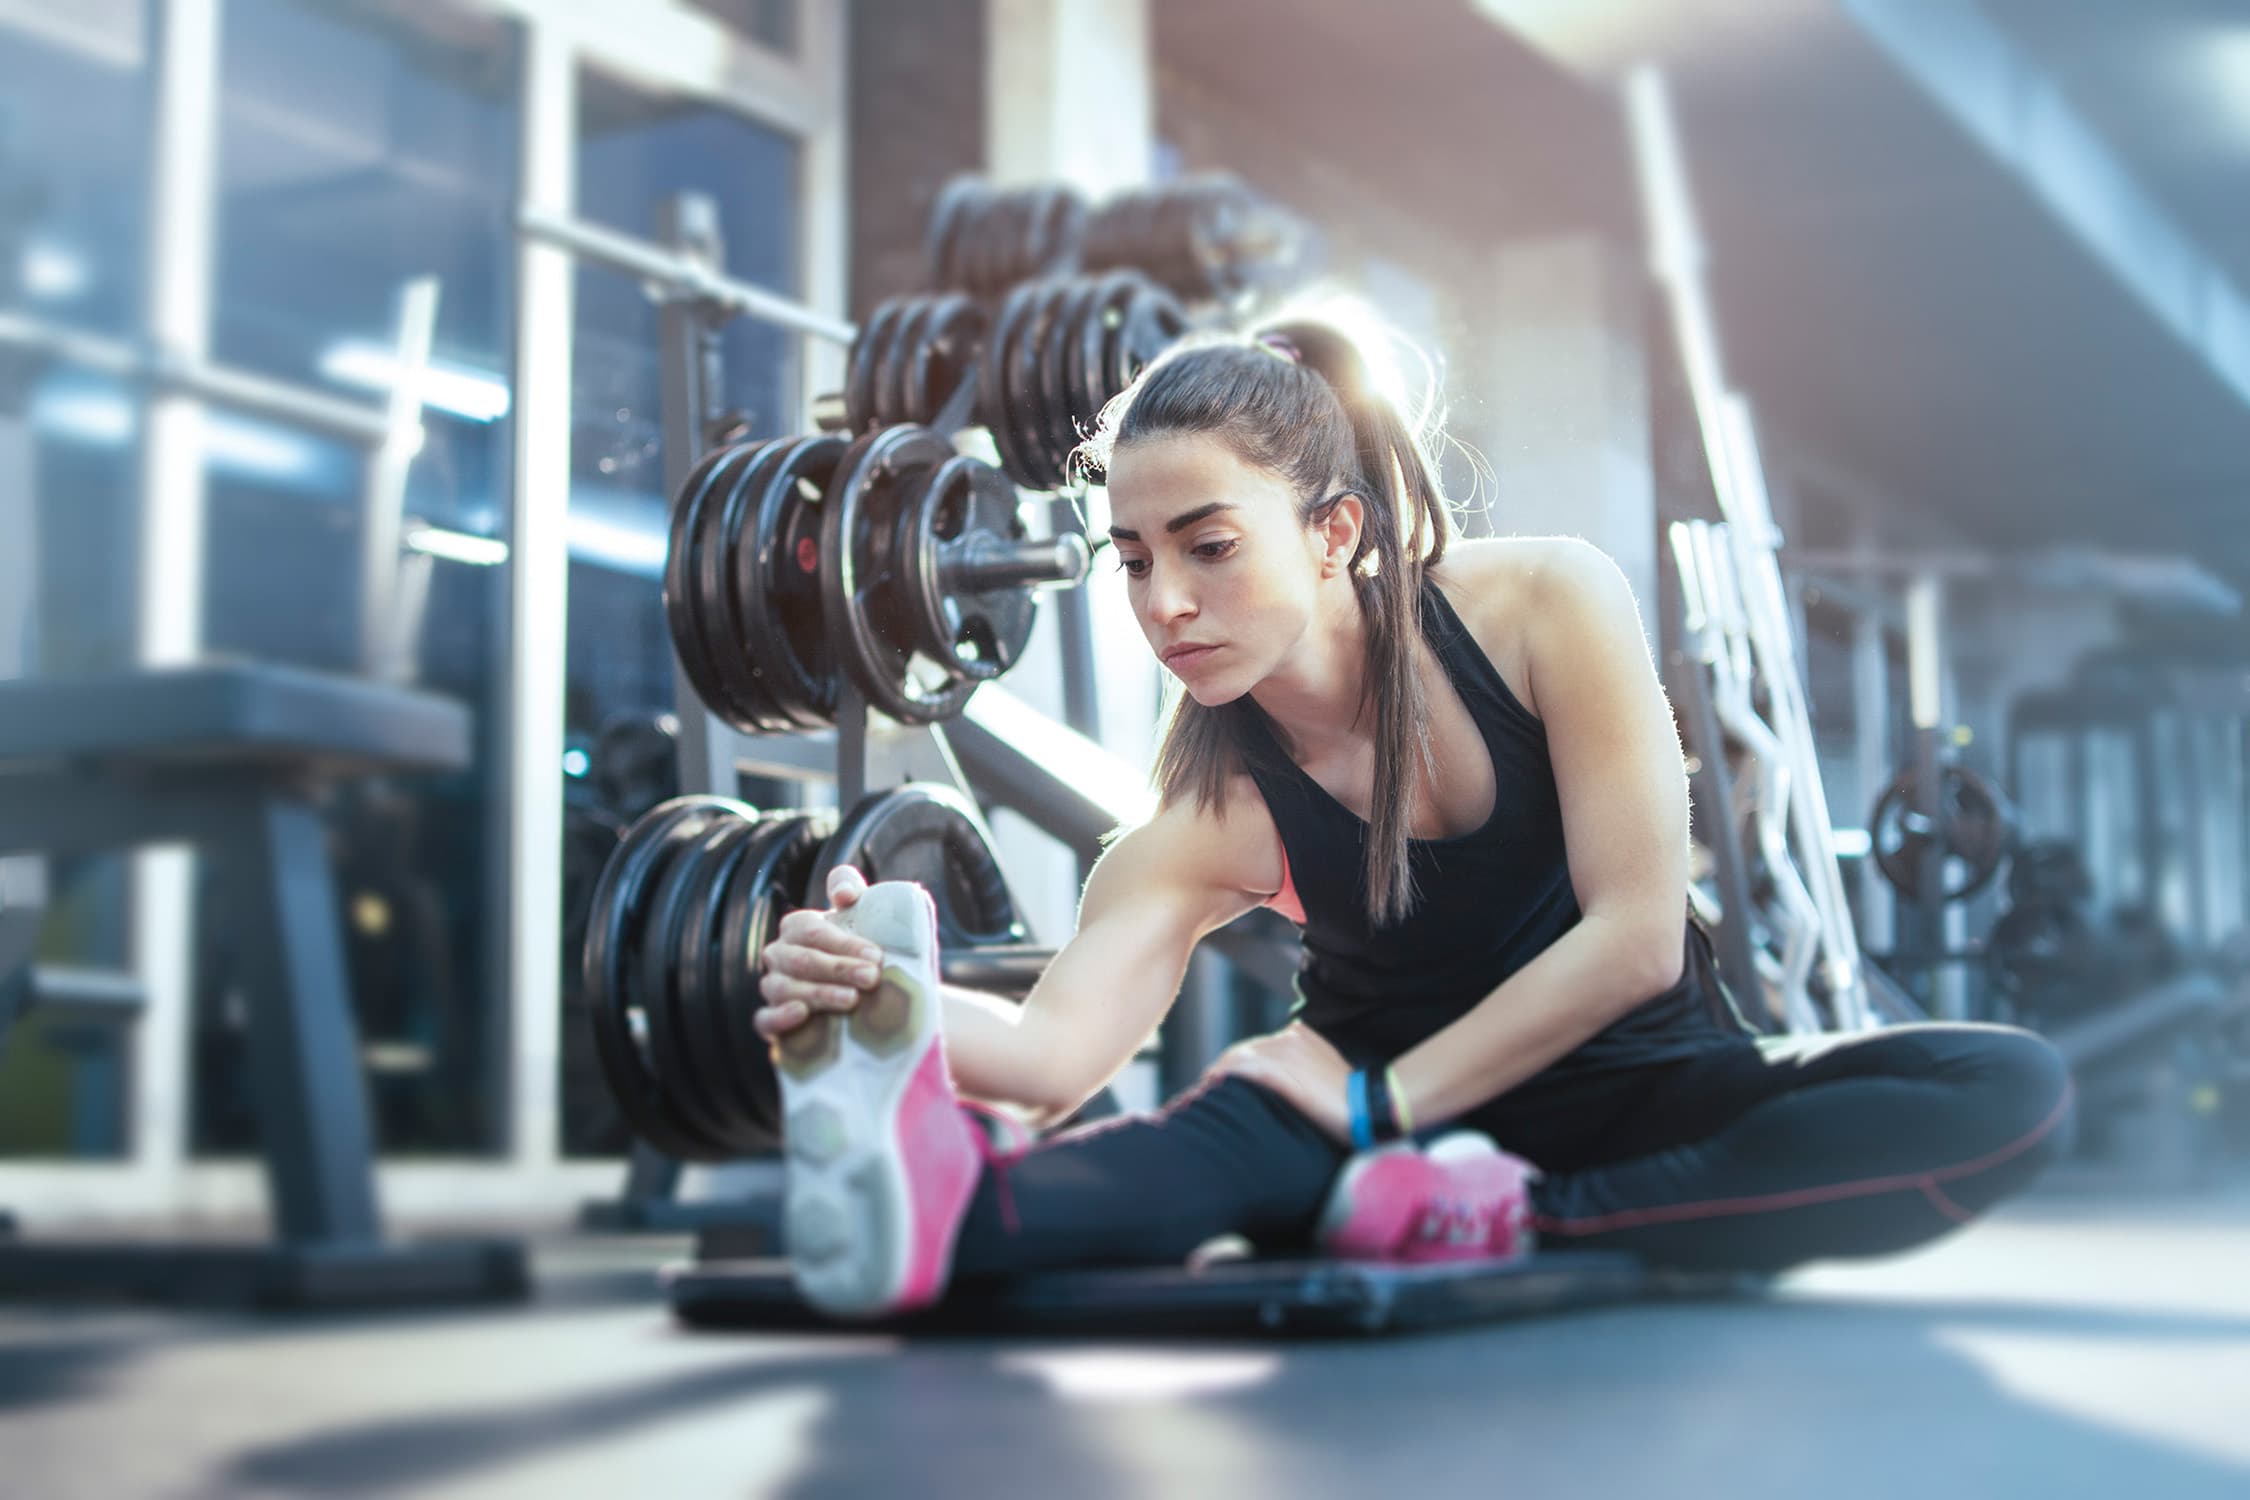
[583,797,836,1160]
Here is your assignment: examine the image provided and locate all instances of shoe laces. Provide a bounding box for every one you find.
[1409,1192,1499,1249]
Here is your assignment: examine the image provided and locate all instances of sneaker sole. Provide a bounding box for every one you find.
[773,884,941,1317]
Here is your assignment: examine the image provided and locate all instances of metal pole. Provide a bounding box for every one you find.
[0,312,406,446]
[517,205,856,347]
[503,22,577,1169]
[126,0,224,1212]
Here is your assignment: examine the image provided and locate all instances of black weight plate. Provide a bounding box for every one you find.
[693,439,799,733]
[899,453,981,667]
[821,424,975,724]
[1063,273,1115,425]
[988,282,1039,487]
[1006,281,1069,491]
[1116,191,1162,277]
[1048,191,1090,276]
[956,183,1006,291]
[810,784,1024,951]
[1079,192,1132,272]
[662,441,761,729]
[966,191,1008,299]
[672,810,791,1155]
[904,293,979,428]
[1025,280,1085,490]
[1051,276,1105,483]
[639,810,760,1152]
[711,809,838,1151]
[1146,283,1190,360]
[993,191,1040,292]
[909,455,1040,680]
[1118,280,1188,393]
[738,434,850,727]
[1870,765,2013,904]
[953,190,991,296]
[980,283,1041,489]
[696,436,799,733]
[846,299,906,433]
[1018,188,1059,278]
[823,423,929,715]
[1075,273,1133,423]
[1102,275,1148,396]
[923,176,981,291]
[880,299,940,428]
[1078,199,1116,271]
[1004,190,1047,286]
[1160,194,1200,293]
[1023,188,1067,277]
[583,797,741,1160]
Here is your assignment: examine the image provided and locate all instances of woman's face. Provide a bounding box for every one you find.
[1104,433,1334,705]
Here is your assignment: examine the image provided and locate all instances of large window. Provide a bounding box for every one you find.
[1,0,832,1177]
[191,0,520,1156]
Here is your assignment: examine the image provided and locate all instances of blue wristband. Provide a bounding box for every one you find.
[1347,1069,1374,1150]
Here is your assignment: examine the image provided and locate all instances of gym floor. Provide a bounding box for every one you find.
[6,1175,2248,1500]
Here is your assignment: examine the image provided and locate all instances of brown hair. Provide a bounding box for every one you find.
[1076,315,1453,924]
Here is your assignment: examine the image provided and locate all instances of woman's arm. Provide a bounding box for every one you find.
[946,792,1276,1125]
[1391,539,1692,1127]
[758,783,1281,1129]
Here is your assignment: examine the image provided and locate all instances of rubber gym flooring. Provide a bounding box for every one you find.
[5,1173,2248,1500]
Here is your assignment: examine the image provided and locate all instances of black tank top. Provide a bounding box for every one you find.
[1238,580,1747,1073]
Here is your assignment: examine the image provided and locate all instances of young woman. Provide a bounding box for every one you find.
[754,314,2076,1319]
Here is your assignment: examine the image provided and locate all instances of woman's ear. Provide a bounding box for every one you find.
[1314,491,1365,578]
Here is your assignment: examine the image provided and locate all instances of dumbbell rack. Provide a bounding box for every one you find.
[539,191,1095,1232]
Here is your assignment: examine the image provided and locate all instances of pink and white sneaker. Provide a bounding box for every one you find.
[1314,1144,1441,1260]
[772,881,983,1318]
[1314,1131,1538,1265]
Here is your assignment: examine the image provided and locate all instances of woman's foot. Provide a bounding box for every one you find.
[772,881,983,1317]
[1314,1143,1438,1259]
[1315,1131,1537,1264]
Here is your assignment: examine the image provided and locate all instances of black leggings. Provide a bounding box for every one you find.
[951,1023,2076,1277]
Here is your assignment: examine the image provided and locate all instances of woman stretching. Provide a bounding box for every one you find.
[754,313,2076,1318]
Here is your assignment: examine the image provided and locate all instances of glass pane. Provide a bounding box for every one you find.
[0,3,148,340]
[0,2,148,1158]
[191,0,519,1157]
[577,66,802,449]
[560,73,800,1157]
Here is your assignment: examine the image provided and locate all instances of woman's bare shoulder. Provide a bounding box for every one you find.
[1437,535,1618,602]
[1431,537,1619,717]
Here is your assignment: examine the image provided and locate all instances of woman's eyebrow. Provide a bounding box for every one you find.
[1108,501,1238,542]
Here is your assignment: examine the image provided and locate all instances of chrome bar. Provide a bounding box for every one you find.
[0,310,400,446]
[517,204,856,346]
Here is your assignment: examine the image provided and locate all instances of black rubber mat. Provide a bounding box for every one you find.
[665,1251,1770,1337]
